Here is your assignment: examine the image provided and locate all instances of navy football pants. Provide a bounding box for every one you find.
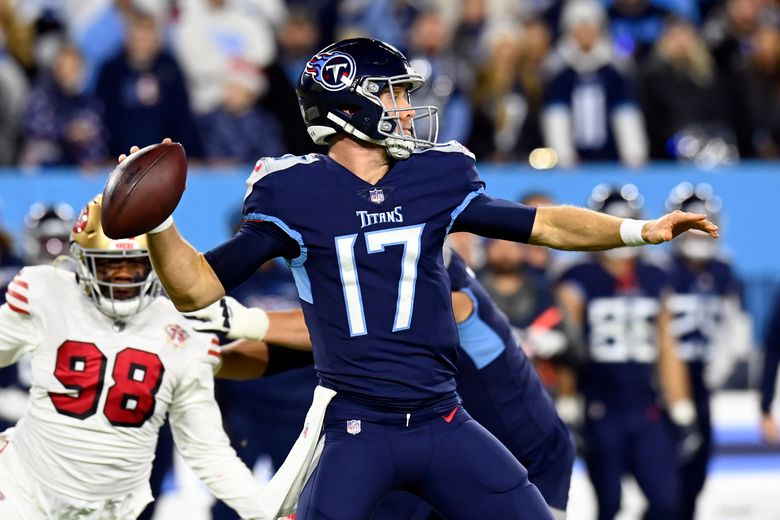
[372,418,574,519]
[680,402,711,520]
[296,396,553,520]
[584,404,680,520]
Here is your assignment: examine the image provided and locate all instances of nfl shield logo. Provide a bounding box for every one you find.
[369,188,384,204]
[346,419,362,435]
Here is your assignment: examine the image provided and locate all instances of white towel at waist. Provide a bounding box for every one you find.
[258,385,336,519]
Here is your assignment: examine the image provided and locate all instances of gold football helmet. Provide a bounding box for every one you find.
[70,194,161,319]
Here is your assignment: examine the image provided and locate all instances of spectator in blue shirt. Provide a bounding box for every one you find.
[20,44,107,168]
[198,65,286,165]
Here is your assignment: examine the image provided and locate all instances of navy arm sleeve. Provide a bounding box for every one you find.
[204,221,300,293]
[450,194,537,243]
[760,290,780,414]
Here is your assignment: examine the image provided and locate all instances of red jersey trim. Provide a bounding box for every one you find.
[6,289,28,304]
[6,302,31,316]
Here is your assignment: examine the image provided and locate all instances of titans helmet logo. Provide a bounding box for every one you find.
[304,51,356,91]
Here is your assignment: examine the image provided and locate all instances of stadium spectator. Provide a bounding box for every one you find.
[284,0,339,49]
[20,45,107,168]
[406,8,473,143]
[639,17,734,161]
[469,18,552,162]
[174,0,277,117]
[0,31,27,166]
[265,6,324,155]
[0,0,34,72]
[276,7,321,87]
[336,0,424,49]
[74,0,170,92]
[95,9,200,158]
[451,0,491,66]
[606,0,679,60]
[198,64,285,165]
[746,15,780,158]
[541,0,648,168]
[703,0,763,156]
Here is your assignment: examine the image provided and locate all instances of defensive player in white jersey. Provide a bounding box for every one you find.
[0,195,269,520]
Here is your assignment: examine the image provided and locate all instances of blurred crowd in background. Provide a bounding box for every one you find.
[0,0,779,170]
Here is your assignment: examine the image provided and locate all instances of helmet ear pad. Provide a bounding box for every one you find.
[331,100,389,142]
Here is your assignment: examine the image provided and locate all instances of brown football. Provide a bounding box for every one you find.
[101,142,187,239]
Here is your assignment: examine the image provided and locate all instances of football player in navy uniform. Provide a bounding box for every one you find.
[664,183,747,520]
[197,246,576,519]
[556,184,697,520]
[125,38,716,519]
[760,289,780,445]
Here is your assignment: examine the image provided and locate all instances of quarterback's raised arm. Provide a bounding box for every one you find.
[145,225,224,311]
[117,144,298,312]
[452,193,718,251]
[148,221,298,312]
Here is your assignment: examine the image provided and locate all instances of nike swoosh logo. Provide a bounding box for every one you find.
[442,406,458,423]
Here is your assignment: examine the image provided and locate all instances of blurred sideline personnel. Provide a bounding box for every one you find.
[664,182,748,520]
[211,210,318,520]
[556,184,697,520]
[190,247,575,519]
[0,195,269,520]
[761,287,780,445]
[23,202,74,265]
[132,37,716,519]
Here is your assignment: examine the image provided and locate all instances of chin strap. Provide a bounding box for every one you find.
[384,137,414,159]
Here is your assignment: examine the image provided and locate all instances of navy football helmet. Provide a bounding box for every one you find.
[589,184,644,259]
[666,182,722,260]
[24,202,74,265]
[297,37,439,159]
[588,183,644,219]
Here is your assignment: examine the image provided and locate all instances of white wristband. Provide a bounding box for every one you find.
[148,215,174,234]
[619,218,649,246]
[238,307,270,341]
[669,399,697,427]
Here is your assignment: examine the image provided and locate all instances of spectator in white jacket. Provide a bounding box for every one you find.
[541,0,648,168]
